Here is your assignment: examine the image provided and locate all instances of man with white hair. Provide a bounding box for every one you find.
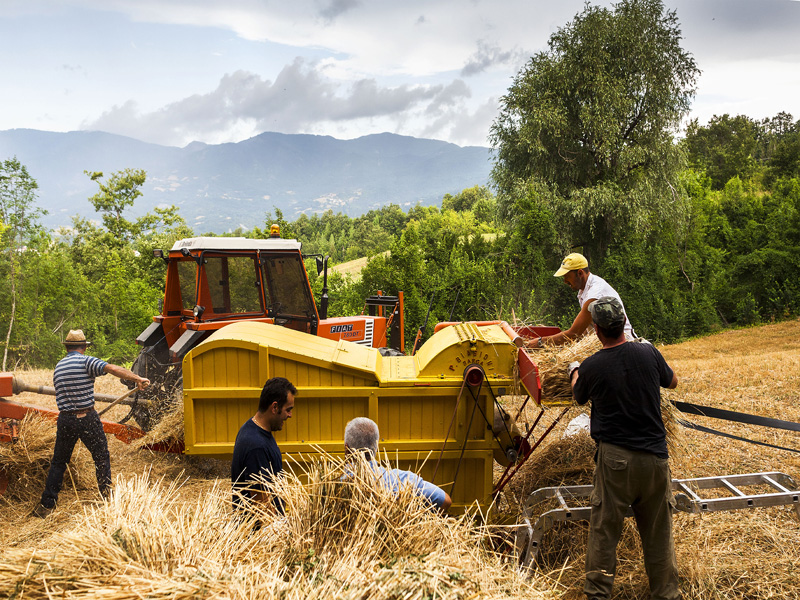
[344,417,452,512]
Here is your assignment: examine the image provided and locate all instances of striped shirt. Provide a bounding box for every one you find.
[53,351,109,412]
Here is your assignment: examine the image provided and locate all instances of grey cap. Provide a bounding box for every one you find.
[588,296,626,328]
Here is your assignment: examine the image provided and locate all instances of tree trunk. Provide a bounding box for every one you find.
[2,253,16,371]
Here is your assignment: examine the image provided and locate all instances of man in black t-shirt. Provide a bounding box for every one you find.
[231,377,297,516]
[570,297,680,600]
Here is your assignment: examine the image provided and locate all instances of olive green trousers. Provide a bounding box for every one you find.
[584,442,680,600]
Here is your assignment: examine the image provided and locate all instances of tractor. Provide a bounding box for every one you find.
[128,226,404,429]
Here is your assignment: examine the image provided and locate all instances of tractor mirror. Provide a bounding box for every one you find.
[315,256,324,276]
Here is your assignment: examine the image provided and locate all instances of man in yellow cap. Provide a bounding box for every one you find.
[527,253,635,348]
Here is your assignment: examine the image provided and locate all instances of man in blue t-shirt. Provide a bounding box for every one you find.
[343,417,452,512]
[231,377,296,516]
[570,297,679,600]
[34,329,150,518]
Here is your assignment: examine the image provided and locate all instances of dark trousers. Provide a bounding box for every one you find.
[40,410,111,508]
[585,442,680,600]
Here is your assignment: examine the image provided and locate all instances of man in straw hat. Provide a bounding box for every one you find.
[33,329,151,518]
[569,297,679,600]
[231,376,297,517]
[527,252,635,348]
[344,417,452,512]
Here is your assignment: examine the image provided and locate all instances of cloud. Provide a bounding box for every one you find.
[461,41,523,77]
[319,0,361,22]
[674,0,800,62]
[82,58,472,146]
[420,96,497,148]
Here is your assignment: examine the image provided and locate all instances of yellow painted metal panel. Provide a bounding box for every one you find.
[181,319,530,512]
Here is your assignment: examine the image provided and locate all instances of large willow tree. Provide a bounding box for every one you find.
[490,0,700,263]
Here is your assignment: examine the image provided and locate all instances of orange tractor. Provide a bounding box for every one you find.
[128,227,404,429]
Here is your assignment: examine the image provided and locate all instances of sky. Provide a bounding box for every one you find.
[1,0,799,149]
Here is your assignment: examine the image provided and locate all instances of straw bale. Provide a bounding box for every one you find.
[0,412,96,504]
[529,332,602,403]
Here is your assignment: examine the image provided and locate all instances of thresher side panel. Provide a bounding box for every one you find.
[378,389,492,447]
[190,344,262,388]
[276,388,371,447]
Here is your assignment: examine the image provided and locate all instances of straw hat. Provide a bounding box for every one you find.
[64,329,91,346]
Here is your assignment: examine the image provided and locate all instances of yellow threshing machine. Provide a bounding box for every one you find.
[180,319,553,514]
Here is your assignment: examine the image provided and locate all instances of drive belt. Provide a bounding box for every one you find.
[671,400,800,432]
[671,399,800,454]
[678,419,800,454]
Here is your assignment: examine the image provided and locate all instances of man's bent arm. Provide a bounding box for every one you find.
[536,300,595,347]
[104,364,150,390]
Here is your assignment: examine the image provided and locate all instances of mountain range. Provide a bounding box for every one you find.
[0,129,494,234]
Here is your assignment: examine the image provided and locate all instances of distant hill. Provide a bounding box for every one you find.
[0,129,494,234]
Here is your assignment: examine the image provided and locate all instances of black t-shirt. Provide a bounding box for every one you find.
[573,342,674,458]
[231,418,284,514]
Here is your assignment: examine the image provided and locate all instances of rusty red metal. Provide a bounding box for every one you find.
[0,397,183,453]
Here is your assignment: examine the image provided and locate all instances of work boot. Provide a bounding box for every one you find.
[32,503,54,518]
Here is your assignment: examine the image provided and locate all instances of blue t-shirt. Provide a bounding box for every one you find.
[231,418,284,514]
[53,351,108,412]
[369,462,449,509]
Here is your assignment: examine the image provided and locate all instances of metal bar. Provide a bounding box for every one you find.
[762,474,792,493]
[675,481,703,502]
[494,406,569,493]
[720,478,746,497]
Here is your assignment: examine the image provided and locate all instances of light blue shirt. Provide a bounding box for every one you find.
[369,462,449,509]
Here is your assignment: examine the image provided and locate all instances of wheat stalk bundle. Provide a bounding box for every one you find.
[0,456,554,600]
[130,391,185,448]
[0,412,96,504]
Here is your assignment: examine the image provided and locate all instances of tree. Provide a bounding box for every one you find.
[85,168,147,242]
[490,0,699,262]
[684,114,760,189]
[0,157,45,370]
[442,186,497,223]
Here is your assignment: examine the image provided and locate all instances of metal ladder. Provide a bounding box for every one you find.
[515,471,800,571]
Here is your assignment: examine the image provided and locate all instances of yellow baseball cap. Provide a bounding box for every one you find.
[554,253,588,277]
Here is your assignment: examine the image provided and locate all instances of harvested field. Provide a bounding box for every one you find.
[2,319,800,599]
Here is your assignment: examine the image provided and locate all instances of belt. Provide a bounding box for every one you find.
[63,409,93,418]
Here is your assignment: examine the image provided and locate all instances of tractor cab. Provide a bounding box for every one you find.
[134,230,404,407]
[138,234,320,364]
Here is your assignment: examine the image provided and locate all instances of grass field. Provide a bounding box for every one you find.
[2,319,799,599]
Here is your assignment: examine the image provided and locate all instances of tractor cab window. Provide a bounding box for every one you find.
[204,255,263,314]
[260,253,317,320]
[177,260,198,310]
